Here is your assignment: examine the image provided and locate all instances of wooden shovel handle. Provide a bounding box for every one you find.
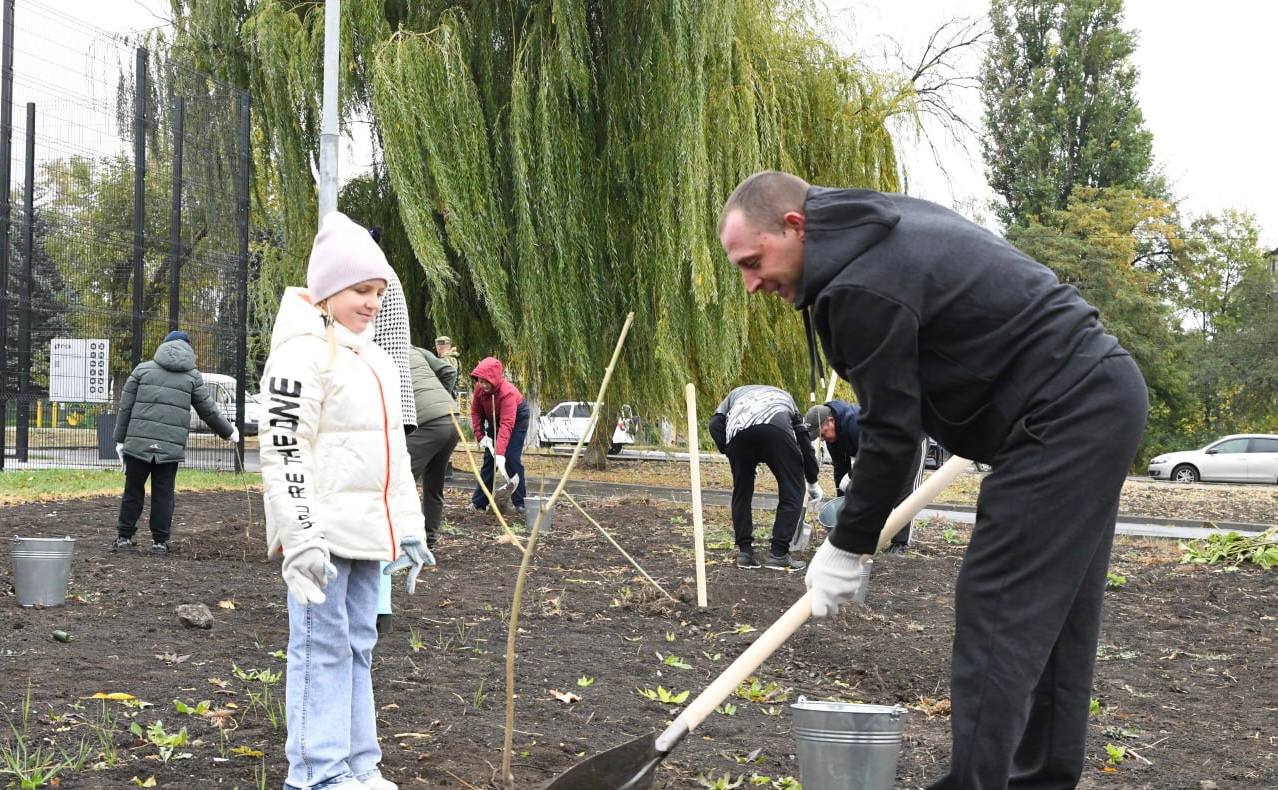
[667,453,972,742]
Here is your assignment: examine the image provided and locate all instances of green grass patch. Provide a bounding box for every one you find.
[0,468,260,505]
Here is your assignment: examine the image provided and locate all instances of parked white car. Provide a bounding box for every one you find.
[190,372,260,435]
[537,401,636,455]
[1147,434,1278,484]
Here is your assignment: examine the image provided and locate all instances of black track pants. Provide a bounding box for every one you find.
[726,423,806,556]
[928,353,1147,790]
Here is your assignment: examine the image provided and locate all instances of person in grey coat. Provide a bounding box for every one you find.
[406,346,460,549]
[112,330,238,555]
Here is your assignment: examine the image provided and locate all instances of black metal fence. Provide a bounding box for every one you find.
[0,0,250,471]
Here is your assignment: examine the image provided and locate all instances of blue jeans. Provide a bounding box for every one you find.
[471,401,528,509]
[285,558,381,790]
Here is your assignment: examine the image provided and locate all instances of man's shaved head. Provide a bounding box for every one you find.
[718,170,810,234]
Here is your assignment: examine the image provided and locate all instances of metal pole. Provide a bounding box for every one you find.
[234,91,249,472]
[15,101,31,461]
[0,0,15,471]
[131,47,147,368]
[318,0,339,223]
[168,96,184,331]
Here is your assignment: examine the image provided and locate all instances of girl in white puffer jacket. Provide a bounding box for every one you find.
[259,212,431,790]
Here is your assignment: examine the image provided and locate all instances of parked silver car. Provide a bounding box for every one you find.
[1147,434,1278,484]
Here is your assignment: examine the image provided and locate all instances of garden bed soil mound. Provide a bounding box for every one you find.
[1,490,1274,789]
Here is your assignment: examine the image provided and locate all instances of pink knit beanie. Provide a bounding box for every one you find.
[307,212,397,303]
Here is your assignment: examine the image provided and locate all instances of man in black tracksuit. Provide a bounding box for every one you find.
[708,385,822,571]
[719,172,1148,789]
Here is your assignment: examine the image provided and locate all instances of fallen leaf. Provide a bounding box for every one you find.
[230,746,264,759]
[217,599,236,610]
[208,678,231,689]
[550,689,581,704]
[130,776,156,787]
[90,692,137,701]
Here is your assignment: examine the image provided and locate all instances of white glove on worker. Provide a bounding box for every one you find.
[479,436,495,456]
[806,481,824,501]
[494,455,510,483]
[282,543,338,605]
[383,536,436,594]
[229,427,240,444]
[839,473,851,494]
[805,541,874,617]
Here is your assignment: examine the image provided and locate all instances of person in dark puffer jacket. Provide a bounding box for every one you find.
[111,330,238,555]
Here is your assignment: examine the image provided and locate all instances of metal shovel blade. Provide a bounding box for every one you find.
[542,730,660,790]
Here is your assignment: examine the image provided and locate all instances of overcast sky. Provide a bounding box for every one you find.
[74,0,1278,248]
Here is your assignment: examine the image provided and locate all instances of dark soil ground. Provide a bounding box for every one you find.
[1,490,1275,789]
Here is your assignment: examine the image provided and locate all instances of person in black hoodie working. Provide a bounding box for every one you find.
[718,171,1148,790]
[803,400,926,554]
[708,385,822,571]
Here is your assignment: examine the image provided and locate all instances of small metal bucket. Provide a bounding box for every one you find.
[791,697,906,790]
[525,496,554,534]
[8,536,77,607]
[817,496,844,529]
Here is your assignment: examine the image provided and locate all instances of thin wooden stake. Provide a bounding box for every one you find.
[685,383,707,608]
[500,312,635,789]
[562,490,676,603]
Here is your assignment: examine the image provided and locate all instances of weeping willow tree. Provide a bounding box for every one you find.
[170,0,917,459]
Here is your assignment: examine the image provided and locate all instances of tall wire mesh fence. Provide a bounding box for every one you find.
[0,0,249,471]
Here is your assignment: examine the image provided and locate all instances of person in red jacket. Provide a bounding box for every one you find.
[469,356,528,512]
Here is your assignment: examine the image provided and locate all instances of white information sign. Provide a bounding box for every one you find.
[49,338,110,403]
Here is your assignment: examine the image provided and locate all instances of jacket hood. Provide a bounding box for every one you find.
[795,187,901,310]
[153,339,195,372]
[470,356,505,388]
[269,287,374,354]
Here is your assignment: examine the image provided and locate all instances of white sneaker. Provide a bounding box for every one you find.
[357,773,397,790]
[330,781,370,790]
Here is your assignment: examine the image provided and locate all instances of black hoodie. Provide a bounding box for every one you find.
[797,187,1120,555]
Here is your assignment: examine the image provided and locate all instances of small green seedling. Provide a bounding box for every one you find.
[636,686,689,705]
[1104,742,1126,766]
[1089,698,1101,716]
[734,678,788,704]
[716,703,737,716]
[577,676,595,688]
[1105,572,1127,590]
[130,721,191,765]
[173,699,211,716]
[408,626,426,653]
[942,527,963,545]
[697,773,743,789]
[661,654,692,669]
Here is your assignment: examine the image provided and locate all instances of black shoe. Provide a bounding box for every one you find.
[884,543,908,556]
[426,535,437,550]
[110,537,137,553]
[736,549,761,569]
[150,542,169,556]
[765,552,807,571]
[376,613,393,636]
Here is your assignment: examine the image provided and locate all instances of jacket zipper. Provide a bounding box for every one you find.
[360,354,398,560]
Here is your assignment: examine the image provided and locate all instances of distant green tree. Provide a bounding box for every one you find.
[1007,187,1186,462]
[981,0,1156,228]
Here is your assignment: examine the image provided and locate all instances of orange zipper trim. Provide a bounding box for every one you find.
[360,355,397,560]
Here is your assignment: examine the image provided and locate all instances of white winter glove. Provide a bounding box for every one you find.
[115,443,126,472]
[383,536,436,594]
[229,427,240,444]
[805,541,874,618]
[806,481,824,501]
[282,544,338,605]
[494,455,510,483]
[479,436,495,456]
[839,473,851,493]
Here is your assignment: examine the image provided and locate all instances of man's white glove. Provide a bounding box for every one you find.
[838,473,851,493]
[494,455,510,483]
[115,443,126,472]
[479,436,495,456]
[806,481,824,501]
[229,427,240,444]
[282,544,338,605]
[805,541,874,617]
[383,536,436,594]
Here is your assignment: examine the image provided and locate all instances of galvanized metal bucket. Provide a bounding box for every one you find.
[817,496,844,529]
[9,536,77,607]
[525,496,554,534]
[791,697,906,790]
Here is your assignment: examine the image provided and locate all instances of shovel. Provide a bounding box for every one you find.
[543,454,972,789]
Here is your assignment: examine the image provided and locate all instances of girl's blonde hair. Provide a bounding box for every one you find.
[314,298,339,369]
